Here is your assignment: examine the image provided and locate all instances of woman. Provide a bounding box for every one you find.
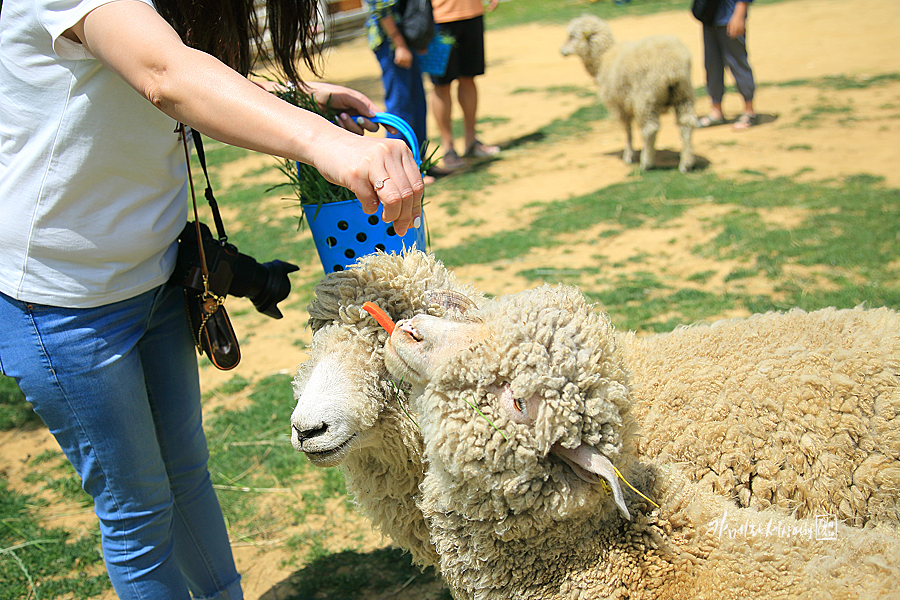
[0,0,422,597]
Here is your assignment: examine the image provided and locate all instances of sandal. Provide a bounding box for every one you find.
[442,148,464,170]
[733,113,758,130]
[464,139,500,158]
[697,114,726,128]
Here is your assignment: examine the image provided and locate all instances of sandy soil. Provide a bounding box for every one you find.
[2,0,898,598]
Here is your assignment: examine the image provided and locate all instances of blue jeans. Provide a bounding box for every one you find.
[375,41,428,151]
[0,284,242,600]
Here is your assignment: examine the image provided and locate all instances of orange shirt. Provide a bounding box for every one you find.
[431,0,484,24]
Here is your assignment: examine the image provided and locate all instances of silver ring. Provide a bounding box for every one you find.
[374,177,389,190]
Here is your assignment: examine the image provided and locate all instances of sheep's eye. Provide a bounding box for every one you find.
[500,386,532,424]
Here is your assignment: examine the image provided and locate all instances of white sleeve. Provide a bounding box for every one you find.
[39,0,157,60]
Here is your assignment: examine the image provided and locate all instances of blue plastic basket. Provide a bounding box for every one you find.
[419,36,453,77]
[302,113,427,273]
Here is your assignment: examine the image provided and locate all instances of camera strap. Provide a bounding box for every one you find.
[188,127,228,242]
[177,123,241,370]
[179,124,225,314]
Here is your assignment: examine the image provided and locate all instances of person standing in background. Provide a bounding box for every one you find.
[366,0,429,154]
[697,0,757,130]
[430,0,500,169]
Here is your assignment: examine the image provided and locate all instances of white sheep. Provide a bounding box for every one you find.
[289,250,481,567]
[291,251,898,569]
[383,285,900,599]
[560,14,696,173]
[622,307,900,528]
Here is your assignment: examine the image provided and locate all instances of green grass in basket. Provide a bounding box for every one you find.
[272,88,357,207]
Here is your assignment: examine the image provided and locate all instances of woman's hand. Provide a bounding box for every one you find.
[305,82,381,134]
[311,134,424,236]
[252,80,380,135]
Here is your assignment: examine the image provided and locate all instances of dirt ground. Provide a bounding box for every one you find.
[2,0,899,597]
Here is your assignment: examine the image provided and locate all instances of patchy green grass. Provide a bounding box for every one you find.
[0,376,38,431]
[277,547,451,600]
[0,478,109,600]
[485,0,790,30]
[439,168,900,331]
[203,374,353,542]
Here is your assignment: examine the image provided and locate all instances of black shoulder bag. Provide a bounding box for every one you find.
[395,0,436,51]
[692,0,722,25]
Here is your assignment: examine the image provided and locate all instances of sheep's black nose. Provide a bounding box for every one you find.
[292,422,328,443]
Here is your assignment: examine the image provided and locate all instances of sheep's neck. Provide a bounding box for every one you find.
[428,506,682,600]
[343,407,439,568]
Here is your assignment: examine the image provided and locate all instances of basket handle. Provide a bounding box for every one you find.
[298,112,422,181]
[370,112,421,167]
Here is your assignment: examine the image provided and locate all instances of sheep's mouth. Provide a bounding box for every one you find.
[384,338,427,385]
[301,434,358,467]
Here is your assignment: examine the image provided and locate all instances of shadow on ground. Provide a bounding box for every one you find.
[601,148,712,171]
[258,547,452,600]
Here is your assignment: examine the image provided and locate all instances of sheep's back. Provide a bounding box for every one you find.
[597,36,693,116]
[622,306,900,528]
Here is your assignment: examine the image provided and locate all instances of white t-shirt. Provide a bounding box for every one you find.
[0,0,188,308]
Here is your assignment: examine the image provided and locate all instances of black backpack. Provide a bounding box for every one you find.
[395,0,436,51]
[691,0,722,25]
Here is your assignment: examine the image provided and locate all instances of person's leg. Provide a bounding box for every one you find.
[701,24,726,123]
[139,284,243,599]
[0,285,241,600]
[431,81,461,168]
[375,42,428,149]
[457,76,478,151]
[452,16,498,157]
[721,32,756,128]
[431,20,463,166]
[405,53,428,150]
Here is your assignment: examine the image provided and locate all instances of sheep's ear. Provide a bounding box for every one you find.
[425,289,478,317]
[551,443,631,520]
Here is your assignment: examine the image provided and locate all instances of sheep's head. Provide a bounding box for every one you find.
[560,15,616,79]
[291,250,481,467]
[384,284,637,526]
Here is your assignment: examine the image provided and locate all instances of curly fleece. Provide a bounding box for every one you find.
[292,250,481,567]
[412,285,900,599]
[622,306,900,527]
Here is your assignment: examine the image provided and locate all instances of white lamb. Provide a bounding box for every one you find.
[289,250,480,567]
[560,14,696,173]
[383,284,900,599]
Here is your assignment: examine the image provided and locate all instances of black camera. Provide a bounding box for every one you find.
[171,221,299,319]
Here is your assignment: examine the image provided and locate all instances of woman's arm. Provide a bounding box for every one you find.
[66,0,421,232]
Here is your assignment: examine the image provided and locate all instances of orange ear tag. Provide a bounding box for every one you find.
[362,301,396,334]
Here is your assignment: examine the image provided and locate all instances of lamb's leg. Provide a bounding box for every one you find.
[622,117,635,165]
[638,115,659,171]
[675,101,697,173]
